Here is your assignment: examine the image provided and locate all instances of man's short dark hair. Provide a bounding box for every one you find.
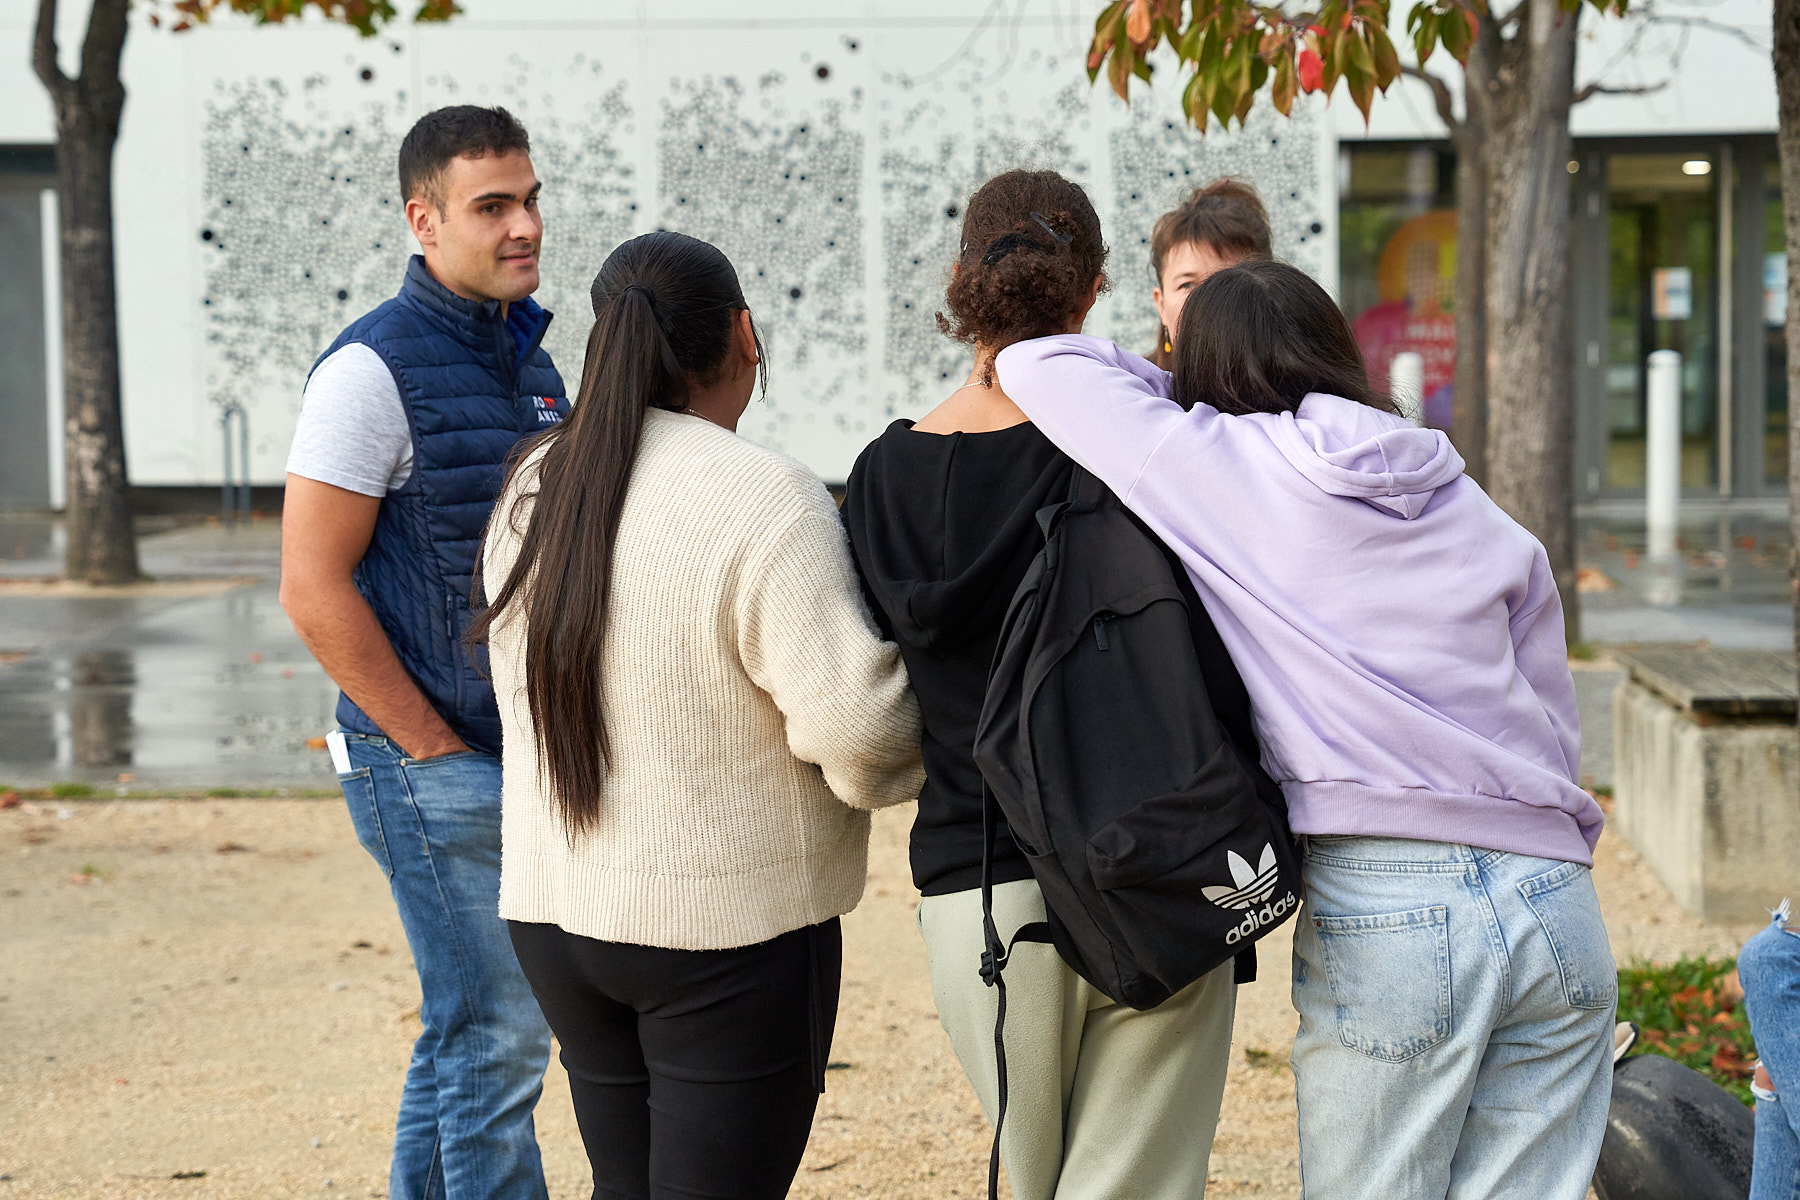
[398,105,531,212]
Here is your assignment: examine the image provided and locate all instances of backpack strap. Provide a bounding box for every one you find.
[979,781,1052,1200]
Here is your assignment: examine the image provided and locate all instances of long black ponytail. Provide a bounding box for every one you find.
[471,231,764,836]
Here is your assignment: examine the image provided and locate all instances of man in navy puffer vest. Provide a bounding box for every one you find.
[280,106,566,1200]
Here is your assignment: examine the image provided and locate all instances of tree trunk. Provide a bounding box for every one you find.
[1777,0,1800,660]
[1480,0,1581,641]
[1448,18,1497,486]
[34,0,137,585]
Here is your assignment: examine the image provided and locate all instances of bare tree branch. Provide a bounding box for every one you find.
[32,0,68,95]
[1572,78,1670,102]
[1400,64,1462,132]
[1640,11,1767,52]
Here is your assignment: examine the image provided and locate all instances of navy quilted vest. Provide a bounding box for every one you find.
[313,255,569,756]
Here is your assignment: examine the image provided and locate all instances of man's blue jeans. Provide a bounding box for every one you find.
[1741,903,1800,1200]
[336,732,552,1200]
[1291,836,1616,1199]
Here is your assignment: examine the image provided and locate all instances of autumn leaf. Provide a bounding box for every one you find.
[1297,47,1324,91]
[1127,0,1155,43]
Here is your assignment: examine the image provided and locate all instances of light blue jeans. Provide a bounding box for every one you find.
[1740,904,1800,1200]
[1291,836,1616,1199]
[337,732,552,1200]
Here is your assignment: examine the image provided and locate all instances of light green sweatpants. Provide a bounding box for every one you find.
[918,877,1237,1200]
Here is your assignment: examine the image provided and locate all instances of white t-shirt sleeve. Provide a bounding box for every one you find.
[286,342,414,496]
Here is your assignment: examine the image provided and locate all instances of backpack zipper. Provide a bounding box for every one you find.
[1093,615,1112,651]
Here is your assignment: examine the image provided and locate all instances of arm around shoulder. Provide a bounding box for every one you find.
[995,334,1189,501]
[735,486,924,811]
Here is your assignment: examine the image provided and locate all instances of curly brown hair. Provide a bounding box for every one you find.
[935,169,1108,378]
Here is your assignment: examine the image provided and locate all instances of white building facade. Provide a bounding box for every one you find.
[0,0,1777,501]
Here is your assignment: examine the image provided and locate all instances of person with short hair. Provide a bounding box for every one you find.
[841,169,1245,1199]
[477,229,924,1200]
[998,259,1615,1199]
[1146,178,1273,368]
[280,104,563,1200]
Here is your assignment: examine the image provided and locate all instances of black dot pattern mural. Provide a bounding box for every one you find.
[191,28,1327,481]
[880,48,1092,412]
[1105,98,1330,352]
[657,72,866,448]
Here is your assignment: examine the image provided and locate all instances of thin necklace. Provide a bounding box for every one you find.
[679,406,728,430]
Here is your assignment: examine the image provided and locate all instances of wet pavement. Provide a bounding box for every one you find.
[0,513,338,791]
[0,506,1792,791]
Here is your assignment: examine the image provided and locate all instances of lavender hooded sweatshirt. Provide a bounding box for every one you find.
[996,335,1601,866]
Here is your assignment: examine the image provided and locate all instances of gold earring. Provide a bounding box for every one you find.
[1162,328,1173,355]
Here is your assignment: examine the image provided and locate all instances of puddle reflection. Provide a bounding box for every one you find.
[69,650,135,768]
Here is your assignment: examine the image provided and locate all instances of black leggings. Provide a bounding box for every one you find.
[508,918,842,1200]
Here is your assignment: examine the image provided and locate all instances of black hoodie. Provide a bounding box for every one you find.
[842,419,1074,895]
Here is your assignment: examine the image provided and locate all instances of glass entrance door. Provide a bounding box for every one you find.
[1603,153,1720,491]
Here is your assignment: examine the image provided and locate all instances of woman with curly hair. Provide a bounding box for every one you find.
[841,170,1251,1199]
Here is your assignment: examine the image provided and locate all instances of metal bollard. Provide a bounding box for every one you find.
[1390,351,1425,426]
[220,402,251,526]
[1645,350,1682,607]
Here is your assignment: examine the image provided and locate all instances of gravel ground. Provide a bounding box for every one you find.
[0,798,1768,1199]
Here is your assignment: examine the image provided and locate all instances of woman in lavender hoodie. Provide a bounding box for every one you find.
[996,259,1614,1200]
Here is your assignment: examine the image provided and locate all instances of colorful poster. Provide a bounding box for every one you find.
[1350,209,1458,429]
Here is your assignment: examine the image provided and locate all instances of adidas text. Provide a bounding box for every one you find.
[1225,891,1297,945]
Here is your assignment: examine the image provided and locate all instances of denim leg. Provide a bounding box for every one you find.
[1292,838,1493,1198]
[340,734,552,1200]
[1445,855,1614,1199]
[1291,837,1614,1200]
[1741,910,1800,1200]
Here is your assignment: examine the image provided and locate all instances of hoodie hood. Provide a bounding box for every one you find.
[1267,394,1466,519]
[841,421,1073,651]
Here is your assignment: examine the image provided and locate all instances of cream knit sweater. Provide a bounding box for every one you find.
[483,407,924,951]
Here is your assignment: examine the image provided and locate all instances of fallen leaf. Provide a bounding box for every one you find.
[0,792,18,810]
[1575,566,1616,593]
[214,842,252,854]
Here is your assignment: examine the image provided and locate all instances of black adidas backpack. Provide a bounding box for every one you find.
[968,467,1300,1197]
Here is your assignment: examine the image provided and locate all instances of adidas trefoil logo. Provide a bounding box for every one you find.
[1201,843,1297,946]
[1202,844,1281,910]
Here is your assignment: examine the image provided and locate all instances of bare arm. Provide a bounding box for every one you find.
[279,474,467,761]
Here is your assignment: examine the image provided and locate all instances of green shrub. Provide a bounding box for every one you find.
[1616,956,1757,1105]
[49,781,95,799]
[205,787,242,798]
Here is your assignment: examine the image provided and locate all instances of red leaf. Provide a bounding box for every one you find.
[1297,48,1324,91]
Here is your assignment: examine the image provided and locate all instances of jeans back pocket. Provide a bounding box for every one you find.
[1518,862,1617,1011]
[1314,905,1453,1063]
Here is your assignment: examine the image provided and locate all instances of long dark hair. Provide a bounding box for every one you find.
[1171,258,1399,419]
[471,231,764,836]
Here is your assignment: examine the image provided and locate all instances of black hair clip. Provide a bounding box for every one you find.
[1030,211,1073,245]
[981,231,1041,266]
[977,213,1073,267]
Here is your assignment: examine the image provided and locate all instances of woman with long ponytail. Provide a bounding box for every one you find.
[474,231,923,1198]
